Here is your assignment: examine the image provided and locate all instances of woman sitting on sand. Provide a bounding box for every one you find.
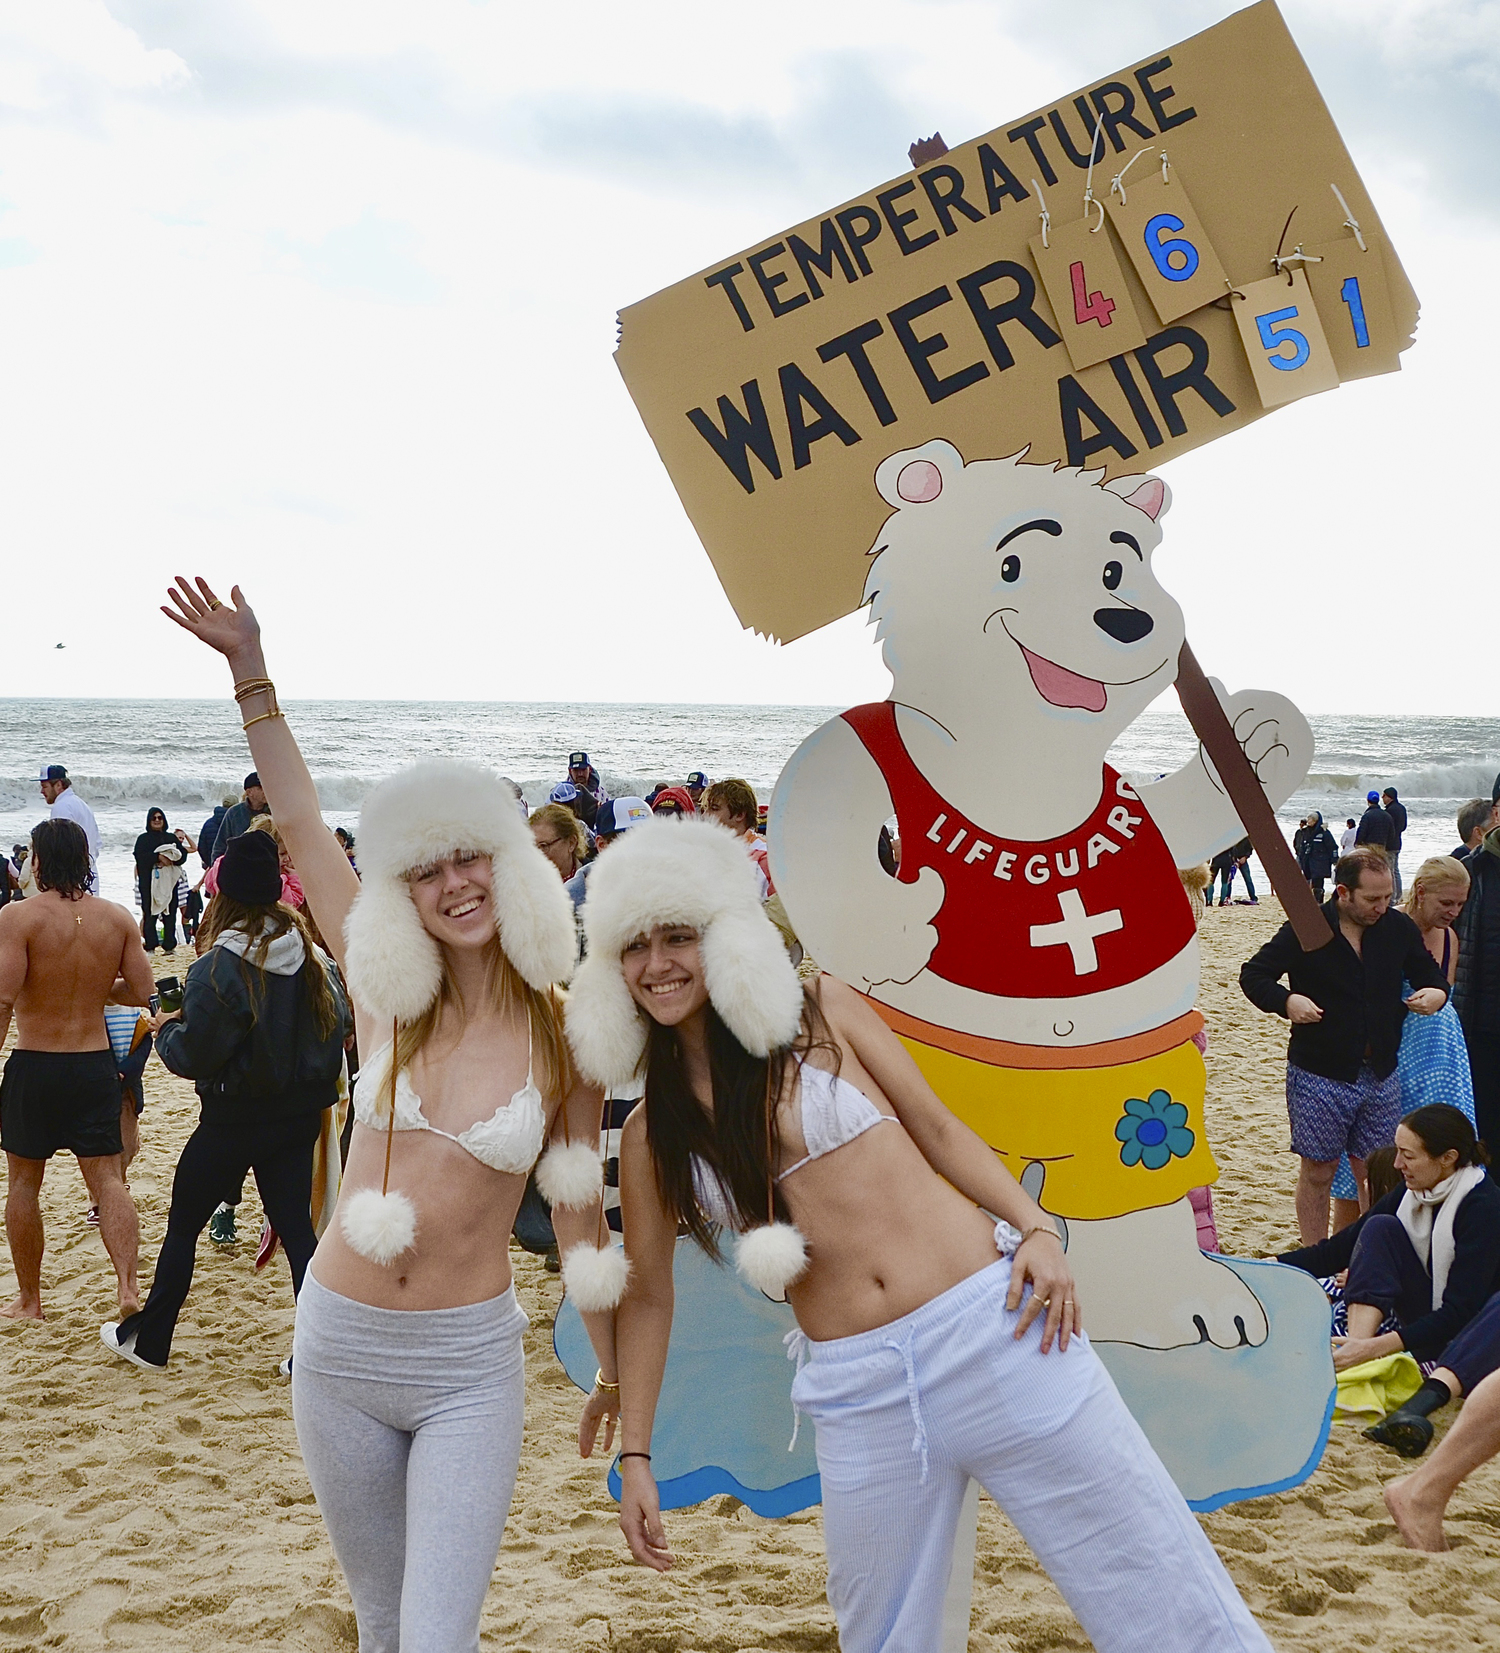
[1281,1105,1500,1457]
[565,816,1273,1653]
[161,578,620,1653]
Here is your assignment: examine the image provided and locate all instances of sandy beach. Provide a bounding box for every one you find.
[3,905,1499,1651]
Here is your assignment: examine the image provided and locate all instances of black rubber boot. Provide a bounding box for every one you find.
[1364,1377,1452,1458]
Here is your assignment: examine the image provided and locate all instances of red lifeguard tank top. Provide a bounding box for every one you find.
[843,702,1196,999]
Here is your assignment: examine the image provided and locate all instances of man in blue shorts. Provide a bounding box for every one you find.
[1240,846,1451,1245]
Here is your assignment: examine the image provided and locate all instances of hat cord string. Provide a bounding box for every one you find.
[765,1061,776,1227]
[382,1016,398,1196]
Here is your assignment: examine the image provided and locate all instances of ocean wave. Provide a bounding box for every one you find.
[1302,761,1500,800]
[0,772,387,814]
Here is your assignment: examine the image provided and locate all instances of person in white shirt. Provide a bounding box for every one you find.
[701,778,772,900]
[1340,816,1359,855]
[39,766,100,893]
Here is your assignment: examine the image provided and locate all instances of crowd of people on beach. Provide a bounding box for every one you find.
[3,583,1500,1647]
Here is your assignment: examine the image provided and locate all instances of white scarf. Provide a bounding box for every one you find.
[1398,1163,1487,1309]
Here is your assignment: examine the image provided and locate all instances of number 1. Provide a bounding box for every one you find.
[1069,261,1116,329]
[1340,276,1370,348]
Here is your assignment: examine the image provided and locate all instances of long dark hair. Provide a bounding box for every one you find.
[644,982,837,1255]
[1403,1104,1490,1168]
[198,891,343,1039]
[31,819,91,899]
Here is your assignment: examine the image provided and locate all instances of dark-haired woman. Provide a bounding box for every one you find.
[566,818,1272,1653]
[101,830,351,1370]
[133,808,194,951]
[1281,1103,1500,1455]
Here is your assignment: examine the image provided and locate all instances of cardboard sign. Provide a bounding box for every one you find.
[614,0,1418,643]
[1102,163,1230,324]
[1029,214,1149,372]
[1299,233,1401,380]
[1231,270,1340,408]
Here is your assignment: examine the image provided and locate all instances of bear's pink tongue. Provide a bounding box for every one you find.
[1020,645,1107,712]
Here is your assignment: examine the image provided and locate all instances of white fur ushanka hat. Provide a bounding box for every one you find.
[343,759,575,1022]
[565,816,805,1089]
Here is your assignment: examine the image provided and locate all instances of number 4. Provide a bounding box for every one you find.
[1069,260,1116,329]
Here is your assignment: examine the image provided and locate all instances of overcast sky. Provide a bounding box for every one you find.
[0,0,1494,712]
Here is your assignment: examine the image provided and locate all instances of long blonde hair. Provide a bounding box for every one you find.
[384,933,574,1111]
[1401,854,1470,918]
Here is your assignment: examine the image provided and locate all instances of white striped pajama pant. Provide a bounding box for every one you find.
[789,1259,1272,1653]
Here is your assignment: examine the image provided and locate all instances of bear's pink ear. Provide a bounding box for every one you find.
[1121,477,1167,520]
[875,439,965,509]
[896,460,942,503]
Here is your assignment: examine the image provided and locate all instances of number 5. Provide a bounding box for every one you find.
[1255,306,1310,371]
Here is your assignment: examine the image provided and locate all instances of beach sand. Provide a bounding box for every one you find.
[3,910,1499,1650]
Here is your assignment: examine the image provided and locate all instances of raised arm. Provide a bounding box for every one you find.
[162,578,360,974]
[818,976,1077,1351]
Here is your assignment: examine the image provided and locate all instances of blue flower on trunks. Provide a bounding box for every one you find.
[1116,1090,1196,1171]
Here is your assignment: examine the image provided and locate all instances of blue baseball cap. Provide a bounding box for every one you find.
[1367,790,1380,804]
[550,782,579,804]
[686,771,709,788]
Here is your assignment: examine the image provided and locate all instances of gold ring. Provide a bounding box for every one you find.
[208,600,222,610]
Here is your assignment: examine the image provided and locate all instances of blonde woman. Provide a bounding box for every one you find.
[162,579,619,1653]
[530,802,588,882]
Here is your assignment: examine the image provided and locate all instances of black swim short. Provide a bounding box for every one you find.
[0,1050,123,1161]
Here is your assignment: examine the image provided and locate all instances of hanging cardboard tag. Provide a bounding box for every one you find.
[1297,235,1400,381]
[1027,215,1148,373]
[1104,162,1229,325]
[1231,269,1340,408]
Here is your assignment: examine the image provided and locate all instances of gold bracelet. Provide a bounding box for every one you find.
[1019,1223,1062,1245]
[242,709,285,730]
[233,677,275,703]
[594,1370,620,1394]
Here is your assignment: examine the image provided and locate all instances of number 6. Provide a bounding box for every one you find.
[1143,213,1200,283]
[1255,306,1310,371]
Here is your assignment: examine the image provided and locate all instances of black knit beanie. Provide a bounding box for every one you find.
[218,830,282,906]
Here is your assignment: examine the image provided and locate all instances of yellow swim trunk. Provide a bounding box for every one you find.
[875,1005,1217,1221]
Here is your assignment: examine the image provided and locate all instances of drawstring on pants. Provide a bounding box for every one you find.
[784,1328,810,1451]
[886,1328,929,1483]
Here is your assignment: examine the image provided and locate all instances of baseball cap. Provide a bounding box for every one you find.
[686,771,708,788]
[40,764,67,781]
[1366,790,1380,804]
[597,797,650,836]
[569,752,589,768]
[550,781,579,804]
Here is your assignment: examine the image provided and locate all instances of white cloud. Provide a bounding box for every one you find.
[0,0,1492,714]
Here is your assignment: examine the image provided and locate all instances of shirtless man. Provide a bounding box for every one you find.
[0,818,154,1320]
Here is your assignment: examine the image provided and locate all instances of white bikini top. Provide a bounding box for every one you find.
[691,1059,896,1232]
[353,1026,545,1177]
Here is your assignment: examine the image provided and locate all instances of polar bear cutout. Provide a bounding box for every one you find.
[772,440,1317,1359]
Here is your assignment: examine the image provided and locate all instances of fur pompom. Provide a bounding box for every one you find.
[340,1188,417,1265]
[561,1242,631,1312]
[734,1222,808,1298]
[535,1141,602,1211]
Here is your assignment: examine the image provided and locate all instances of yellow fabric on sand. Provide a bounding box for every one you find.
[1332,1352,1424,1422]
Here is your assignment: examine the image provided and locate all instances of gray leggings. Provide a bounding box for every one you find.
[291,1273,528,1653]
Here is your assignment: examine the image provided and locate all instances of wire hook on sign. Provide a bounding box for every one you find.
[1272,243,1323,281]
[1272,205,1299,285]
[1082,108,1108,232]
[1032,179,1050,249]
[1109,144,1168,208]
[1330,182,1367,252]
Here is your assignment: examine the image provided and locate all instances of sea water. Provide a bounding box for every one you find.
[1,699,1494,908]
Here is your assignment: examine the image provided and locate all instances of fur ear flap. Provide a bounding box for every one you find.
[565,951,648,1090]
[344,878,444,1024]
[490,836,578,989]
[701,909,805,1058]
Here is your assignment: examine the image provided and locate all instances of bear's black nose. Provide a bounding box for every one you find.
[1094,608,1154,643]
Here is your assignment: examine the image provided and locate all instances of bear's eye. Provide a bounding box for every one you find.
[1102,560,1123,591]
[1000,555,1021,583]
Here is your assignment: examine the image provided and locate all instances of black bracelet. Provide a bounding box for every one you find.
[618,1450,652,1463]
